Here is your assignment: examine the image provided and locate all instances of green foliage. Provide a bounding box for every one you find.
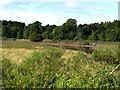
[29,33,42,42]
[42,24,56,39]
[62,18,77,40]
[2,47,64,88]
[52,26,64,40]
[86,70,120,88]
[92,48,119,64]
[117,42,120,62]
[2,58,17,88]
[1,20,120,41]
[2,26,11,38]
[17,30,23,39]
[27,21,44,41]
[81,24,92,40]
[2,20,25,39]
[52,18,77,40]
[89,30,100,40]
[2,47,120,88]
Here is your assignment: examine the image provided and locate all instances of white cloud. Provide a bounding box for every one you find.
[91,11,101,16]
[0,0,118,4]
[16,12,64,25]
[6,0,119,3]
[0,0,14,6]
[0,0,117,25]
[0,6,116,26]
[65,0,80,9]
[0,1,66,25]
[0,7,65,25]
[68,12,116,25]
[18,4,29,8]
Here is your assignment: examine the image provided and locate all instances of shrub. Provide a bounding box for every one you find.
[86,70,120,88]
[92,49,119,64]
[2,58,18,88]
[117,42,120,63]
[29,33,42,42]
[2,47,120,88]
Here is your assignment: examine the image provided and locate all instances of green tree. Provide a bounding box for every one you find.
[17,30,23,39]
[23,25,31,39]
[1,19,119,42]
[89,30,99,40]
[28,21,44,41]
[117,21,120,41]
[16,23,25,39]
[2,20,25,39]
[29,33,42,41]
[81,24,92,40]
[52,26,64,40]
[11,27,18,38]
[62,18,77,40]
[2,26,11,38]
[42,24,56,39]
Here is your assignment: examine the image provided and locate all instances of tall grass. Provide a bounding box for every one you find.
[2,47,120,88]
[92,43,120,64]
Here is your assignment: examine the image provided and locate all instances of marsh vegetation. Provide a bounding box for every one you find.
[1,40,120,88]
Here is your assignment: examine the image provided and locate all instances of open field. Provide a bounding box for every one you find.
[1,40,120,88]
[2,39,118,50]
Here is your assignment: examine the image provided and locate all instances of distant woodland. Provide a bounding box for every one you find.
[1,19,120,42]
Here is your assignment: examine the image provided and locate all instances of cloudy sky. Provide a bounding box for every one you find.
[0,0,119,25]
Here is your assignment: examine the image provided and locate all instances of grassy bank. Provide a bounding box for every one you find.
[2,43,120,88]
[2,39,118,49]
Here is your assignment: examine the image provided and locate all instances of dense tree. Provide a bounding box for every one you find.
[2,26,11,38]
[89,30,100,40]
[16,23,25,39]
[27,21,44,41]
[117,21,120,41]
[62,18,77,40]
[52,26,64,40]
[2,20,25,39]
[23,25,31,39]
[74,24,83,40]
[1,19,119,42]
[81,24,92,40]
[0,20,2,38]
[10,27,18,38]
[42,24,56,39]
[29,33,42,42]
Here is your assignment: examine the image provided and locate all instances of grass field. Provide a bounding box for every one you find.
[2,39,118,49]
[1,40,120,88]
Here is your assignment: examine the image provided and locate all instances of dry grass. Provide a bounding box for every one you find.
[61,50,78,60]
[1,46,58,64]
[96,41,118,50]
[1,48,33,64]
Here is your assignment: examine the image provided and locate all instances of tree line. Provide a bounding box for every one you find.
[1,18,120,42]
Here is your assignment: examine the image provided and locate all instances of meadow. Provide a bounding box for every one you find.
[1,40,120,88]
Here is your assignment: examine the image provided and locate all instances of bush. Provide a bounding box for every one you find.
[117,42,120,63]
[86,70,120,88]
[29,33,42,42]
[92,49,119,64]
[2,48,120,88]
[2,58,18,88]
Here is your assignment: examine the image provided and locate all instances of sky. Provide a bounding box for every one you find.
[0,0,119,25]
